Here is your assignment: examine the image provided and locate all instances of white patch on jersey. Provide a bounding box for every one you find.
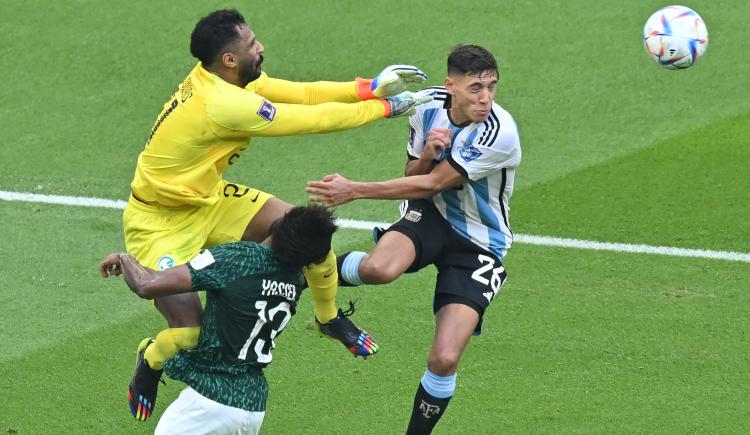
[458,138,483,162]
[405,210,422,222]
[188,249,215,270]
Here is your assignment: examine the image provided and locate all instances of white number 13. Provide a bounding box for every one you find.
[238,300,292,363]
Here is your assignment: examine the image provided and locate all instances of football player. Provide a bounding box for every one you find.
[306,44,521,434]
[102,205,343,434]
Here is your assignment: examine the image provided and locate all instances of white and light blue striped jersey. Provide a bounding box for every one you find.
[406,87,521,259]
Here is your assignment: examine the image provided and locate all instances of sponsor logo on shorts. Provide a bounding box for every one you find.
[405,210,422,222]
[257,100,276,122]
[157,255,175,270]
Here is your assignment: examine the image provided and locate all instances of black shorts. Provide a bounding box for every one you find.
[385,199,508,331]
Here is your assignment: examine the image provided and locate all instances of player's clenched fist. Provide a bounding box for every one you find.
[423,128,453,161]
[100,253,125,277]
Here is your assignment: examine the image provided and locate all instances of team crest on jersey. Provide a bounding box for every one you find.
[459,139,482,162]
[405,210,422,222]
[257,100,276,122]
[156,255,175,270]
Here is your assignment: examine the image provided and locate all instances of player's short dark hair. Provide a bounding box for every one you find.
[447,44,498,77]
[269,205,338,270]
[190,9,247,65]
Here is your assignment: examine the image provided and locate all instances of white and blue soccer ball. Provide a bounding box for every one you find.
[643,5,708,69]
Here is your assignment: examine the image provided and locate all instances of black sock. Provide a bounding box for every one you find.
[405,383,452,435]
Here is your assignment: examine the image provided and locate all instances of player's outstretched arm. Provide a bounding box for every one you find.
[229,89,434,137]
[100,253,193,299]
[305,161,467,207]
[255,65,426,105]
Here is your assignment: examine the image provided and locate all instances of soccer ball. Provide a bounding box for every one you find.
[643,5,708,69]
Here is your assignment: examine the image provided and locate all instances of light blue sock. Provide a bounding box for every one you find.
[420,368,456,399]
[340,251,366,285]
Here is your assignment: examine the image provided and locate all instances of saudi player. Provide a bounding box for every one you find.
[123,9,433,420]
[306,44,521,434]
[102,205,344,434]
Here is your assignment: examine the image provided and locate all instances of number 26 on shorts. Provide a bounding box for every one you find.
[471,254,506,296]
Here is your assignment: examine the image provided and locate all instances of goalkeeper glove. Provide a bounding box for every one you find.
[357,65,428,99]
[383,89,436,118]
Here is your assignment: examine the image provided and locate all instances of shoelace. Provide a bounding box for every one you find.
[339,300,358,318]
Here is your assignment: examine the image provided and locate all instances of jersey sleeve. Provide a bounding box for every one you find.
[250,73,362,104]
[447,120,521,181]
[406,111,425,160]
[187,244,267,292]
[207,85,387,137]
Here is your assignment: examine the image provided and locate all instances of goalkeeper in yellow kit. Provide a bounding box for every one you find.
[123,9,433,420]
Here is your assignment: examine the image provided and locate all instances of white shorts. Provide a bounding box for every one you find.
[154,387,265,435]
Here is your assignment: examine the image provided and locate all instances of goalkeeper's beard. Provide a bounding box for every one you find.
[238,55,263,87]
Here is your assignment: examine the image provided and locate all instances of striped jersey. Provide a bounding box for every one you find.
[407,87,521,259]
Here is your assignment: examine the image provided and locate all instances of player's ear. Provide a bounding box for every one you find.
[221,52,237,68]
[444,76,454,95]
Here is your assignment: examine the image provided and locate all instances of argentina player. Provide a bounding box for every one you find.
[306,44,521,434]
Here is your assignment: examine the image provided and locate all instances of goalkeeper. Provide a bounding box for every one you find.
[122,8,433,421]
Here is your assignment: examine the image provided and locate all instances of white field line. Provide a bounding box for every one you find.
[2,190,749,263]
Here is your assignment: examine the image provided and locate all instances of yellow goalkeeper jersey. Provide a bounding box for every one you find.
[131,63,386,207]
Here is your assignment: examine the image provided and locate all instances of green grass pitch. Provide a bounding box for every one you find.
[1,1,749,433]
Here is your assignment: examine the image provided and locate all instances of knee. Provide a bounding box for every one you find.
[427,350,461,375]
[360,256,401,284]
[173,326,200,350]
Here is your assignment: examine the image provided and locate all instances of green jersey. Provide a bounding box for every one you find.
[163,242,305,412]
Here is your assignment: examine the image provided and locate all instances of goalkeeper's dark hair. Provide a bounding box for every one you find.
[447,44,498,77]
[269,205,338,270]
[190,9,247,65]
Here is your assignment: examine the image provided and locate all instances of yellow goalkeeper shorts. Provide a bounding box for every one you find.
[123,179,273,270]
